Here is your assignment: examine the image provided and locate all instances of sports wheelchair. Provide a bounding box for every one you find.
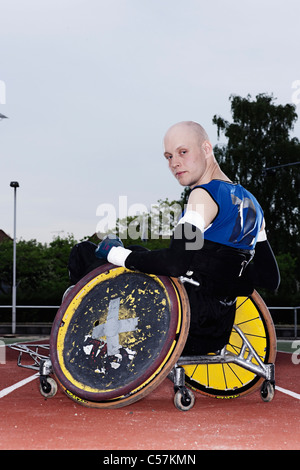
[10,263,276,411]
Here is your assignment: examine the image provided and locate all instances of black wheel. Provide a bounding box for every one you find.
[50,264,190,408]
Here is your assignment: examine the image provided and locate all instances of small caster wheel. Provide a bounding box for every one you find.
[260,380,275,402]
[174,387,195,411]
[39,377,58,398]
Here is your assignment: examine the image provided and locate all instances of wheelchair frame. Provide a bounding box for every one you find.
[170,322,275,411]
[9,275,276,411]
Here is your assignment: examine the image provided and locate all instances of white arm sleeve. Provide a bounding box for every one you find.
[177,210,205,232]
[257,228,267,242]
[107,246,132,267]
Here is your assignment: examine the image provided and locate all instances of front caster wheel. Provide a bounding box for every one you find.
[174,388,195,411]
[260,380,275,402]
[39,377,58,398]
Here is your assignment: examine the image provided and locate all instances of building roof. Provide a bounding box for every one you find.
[0,229,12,242]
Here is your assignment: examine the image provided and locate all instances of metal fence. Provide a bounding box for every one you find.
[268,306,300,339]
[0,305,59,335]
[0,304,299,338]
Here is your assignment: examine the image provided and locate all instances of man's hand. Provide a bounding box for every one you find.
[95,234,124,260]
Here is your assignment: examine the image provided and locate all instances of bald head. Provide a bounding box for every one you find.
[164,121,210,148]
[163,120,220,187]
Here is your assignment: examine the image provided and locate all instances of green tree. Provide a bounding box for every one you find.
[212,93,300,255]
[212,93,300,304]
[0,235,77,321]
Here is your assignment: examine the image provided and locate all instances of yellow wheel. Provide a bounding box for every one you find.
[183,290,276,398]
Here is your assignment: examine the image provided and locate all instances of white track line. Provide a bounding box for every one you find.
[0,373,39,398]
[1,374,299,401]
[276,386,300,400]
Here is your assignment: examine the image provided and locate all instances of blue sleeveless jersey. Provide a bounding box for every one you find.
[193,180,264,251]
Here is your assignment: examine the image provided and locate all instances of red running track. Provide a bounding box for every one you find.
[0,342,299,450]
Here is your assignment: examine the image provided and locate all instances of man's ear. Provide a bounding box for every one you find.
[202,140,213,158]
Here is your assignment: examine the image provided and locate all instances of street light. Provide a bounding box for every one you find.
[262,161,300,176]
[10,181,19,335]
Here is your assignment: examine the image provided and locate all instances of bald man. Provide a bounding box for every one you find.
[81,121,280,354]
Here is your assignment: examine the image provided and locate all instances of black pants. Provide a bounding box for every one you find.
[182,282,236,355]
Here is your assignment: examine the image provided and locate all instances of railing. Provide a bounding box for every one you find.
[0,305,59,309]
[0,305,59,335]
[0,304,299,338]
[268,306,300,339]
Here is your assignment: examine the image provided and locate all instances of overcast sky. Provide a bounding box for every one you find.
[1,0,300,244]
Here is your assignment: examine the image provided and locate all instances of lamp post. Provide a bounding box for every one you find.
[10,181,19,335]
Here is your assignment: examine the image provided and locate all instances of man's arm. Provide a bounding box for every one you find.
[185,187,218,228]
[244,222,280,291]
[123,222,201,277]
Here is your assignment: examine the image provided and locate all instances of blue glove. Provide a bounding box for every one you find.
[95,234,124,260]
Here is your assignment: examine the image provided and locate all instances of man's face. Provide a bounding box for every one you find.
[163,124,207,188]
